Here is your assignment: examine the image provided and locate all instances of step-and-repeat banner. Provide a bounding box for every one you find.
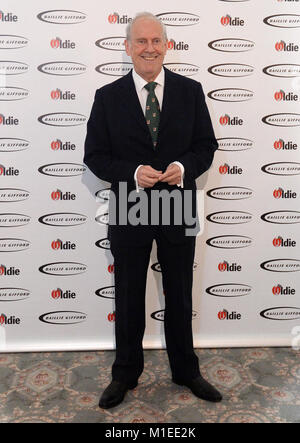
[0,0,299,352]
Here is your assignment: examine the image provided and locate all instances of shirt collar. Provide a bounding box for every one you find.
[132,67,165,92]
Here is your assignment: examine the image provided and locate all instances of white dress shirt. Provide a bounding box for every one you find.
[132,68,184,192]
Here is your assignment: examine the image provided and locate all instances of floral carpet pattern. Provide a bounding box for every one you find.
[0,347,299,423]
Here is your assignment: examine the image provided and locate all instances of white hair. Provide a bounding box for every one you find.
[126,12,167,42]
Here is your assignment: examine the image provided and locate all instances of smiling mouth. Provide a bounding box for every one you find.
[141,55,158,61]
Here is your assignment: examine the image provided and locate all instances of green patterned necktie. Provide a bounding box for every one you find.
[144,82,160,149]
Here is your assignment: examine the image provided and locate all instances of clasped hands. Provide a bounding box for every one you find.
[137,164,182,188]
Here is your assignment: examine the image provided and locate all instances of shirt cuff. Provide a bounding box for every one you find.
[134,164,144,193]
[171,161,184,188]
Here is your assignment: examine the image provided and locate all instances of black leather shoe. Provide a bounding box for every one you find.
[173,375,222,402]
[99,380,138,409]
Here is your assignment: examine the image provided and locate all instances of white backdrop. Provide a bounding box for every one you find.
[0,0,300,352]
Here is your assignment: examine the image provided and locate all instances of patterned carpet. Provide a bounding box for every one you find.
[0,347,299,423]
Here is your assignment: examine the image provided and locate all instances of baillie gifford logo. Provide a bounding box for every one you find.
[50,37,76,49]
[217,309,241,320]
[275,40,299,51]
[273,236,296,247]
[108,12,132,24]
[273,139,298,150]
[273,187,297,198]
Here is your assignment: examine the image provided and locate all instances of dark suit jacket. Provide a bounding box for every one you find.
[84,67,218,246]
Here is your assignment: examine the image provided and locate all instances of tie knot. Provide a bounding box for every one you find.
[145,82,157,93]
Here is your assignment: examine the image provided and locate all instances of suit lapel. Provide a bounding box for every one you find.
[157,67,178,139]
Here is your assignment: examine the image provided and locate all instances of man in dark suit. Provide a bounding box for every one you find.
[84,12,221,409]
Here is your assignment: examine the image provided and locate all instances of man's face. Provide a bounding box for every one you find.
[125,18,167,82]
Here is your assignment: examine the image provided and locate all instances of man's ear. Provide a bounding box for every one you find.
[124,39,131,56]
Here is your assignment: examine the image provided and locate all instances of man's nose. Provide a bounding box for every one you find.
[145,40,155,52]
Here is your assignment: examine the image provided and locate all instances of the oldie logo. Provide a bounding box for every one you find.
[38,113,86,127]
[50,89,76,101]
[38,62,87,76]
[260,307,300,321]
[107,13,132,24]
[95,286,115,299]
[273,139,298,150]
[218,261,242,272]
[0,213,30,227]
[51,288,76,300]
[273,236,296,247]
[156,12,200,26]
[273,187,297,199]
[0,114,19,126]
[261,162,300,175]
[206,284,251,297]
[262,113,300,127]
[95,238,111,250]
[261,210,300,224]
[207,186,253,200]
[208,38,254,52]
[208,88,253,102]
[0,238,30,252]
[51,139,76,151]
[37,10,87,24]
[0,10,18,22]
[260,259,300,273]
[50,37,76,49]
[96,62,133,76]
[263,64,300,78]
[0,164,19,176]
[0,87,29,101]
[207,211,252,224]
[167,39,189,51]
[274,89,298,101]
[217,137,253,151]
[51,189,76,201]
[275,40,299,52]
[0,35,28,50]
[0,138,29,152]
[51,239,76,251]
[220,15,245,26]
[0,314,21,326]
[264,14,300,28]
[163,63,200,76]
[0,265,20,276]
[208,63,254,77]
[272,284,295,296]
[39,311,87,325]
[0,61,29,75]
[219,115,243,126]
[39,262,87,276]
[151,309,198,322]
[206,235,252,248]
[96,37,125,51]
[218,163,243,174]
[38,163,86,177]
[0,288,30,302]
[217,309,241,320]
[39,213,87,227]
[0,188,29,203]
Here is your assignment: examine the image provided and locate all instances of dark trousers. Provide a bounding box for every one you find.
[111,229,200,384]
